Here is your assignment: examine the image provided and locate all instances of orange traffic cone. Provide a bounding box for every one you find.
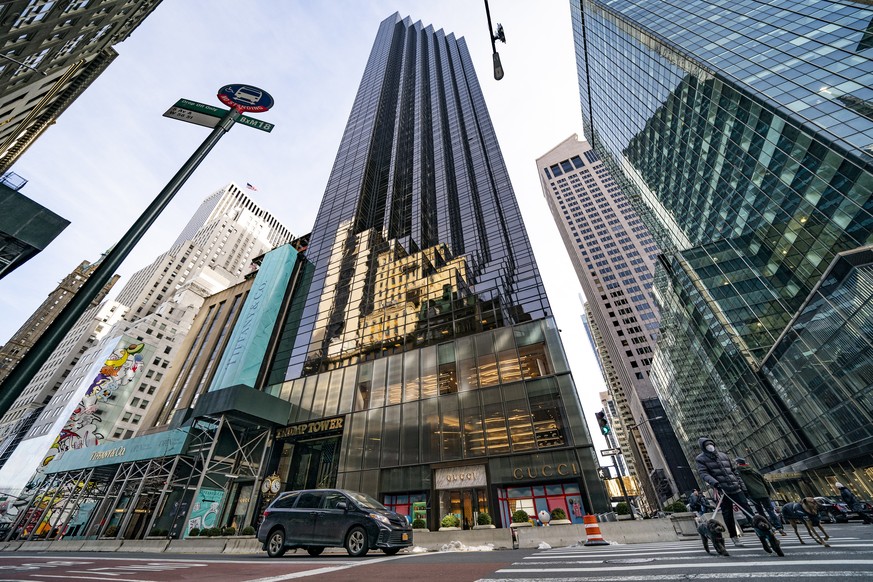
[583,514,609,546]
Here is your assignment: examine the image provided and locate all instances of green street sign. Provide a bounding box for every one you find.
[168,99,274,133]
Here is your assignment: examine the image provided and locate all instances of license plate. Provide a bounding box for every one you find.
[402,533,408,541]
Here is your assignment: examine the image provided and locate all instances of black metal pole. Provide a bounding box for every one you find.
[611,456,632,517]
[484,0,498,53]
[0,107,242,418]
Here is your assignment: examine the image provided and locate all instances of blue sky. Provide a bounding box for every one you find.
[1,1,608,444]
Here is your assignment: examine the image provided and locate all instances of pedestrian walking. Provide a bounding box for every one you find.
[735,458,785,534]
[835,482,873,524]
[695,437,755,547]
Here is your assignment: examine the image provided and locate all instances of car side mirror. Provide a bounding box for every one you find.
[336,501,348,511]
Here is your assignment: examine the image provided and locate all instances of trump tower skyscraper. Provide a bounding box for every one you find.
[262,14,609,528]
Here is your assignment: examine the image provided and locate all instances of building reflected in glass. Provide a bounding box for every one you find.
[572,0,873,493]
[265,13,609,528]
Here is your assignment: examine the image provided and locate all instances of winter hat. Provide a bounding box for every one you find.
[735,457,747,465]
[835,482,844,488]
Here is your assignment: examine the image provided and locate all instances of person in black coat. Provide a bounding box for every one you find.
[836,482,873,524]
[695,437,755,547]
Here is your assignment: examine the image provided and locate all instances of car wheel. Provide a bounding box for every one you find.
[382,547,400,556]
[345,526,369,557]
[266,528,286,558]
[307,546,324,556]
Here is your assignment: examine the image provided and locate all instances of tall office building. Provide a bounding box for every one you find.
[0,0,162,171]
[0,184,291,494]
[538,135,696,507]
[572,0,873,494]
[0,255,118,384]
[263,13,608,529]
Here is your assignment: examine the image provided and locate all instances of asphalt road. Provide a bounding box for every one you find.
[1,522,872,581]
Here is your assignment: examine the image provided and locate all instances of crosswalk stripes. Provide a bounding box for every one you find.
[479,534,873,581]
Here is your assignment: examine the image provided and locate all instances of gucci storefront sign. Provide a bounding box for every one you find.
[512,462,579,480]
[435,465,487,489]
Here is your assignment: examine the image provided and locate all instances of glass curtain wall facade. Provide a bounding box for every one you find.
[265,13,608,528]
[572,0,873,482]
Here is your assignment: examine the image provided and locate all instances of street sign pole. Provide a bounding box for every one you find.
[611,454,633,518]
[0,107,242,418]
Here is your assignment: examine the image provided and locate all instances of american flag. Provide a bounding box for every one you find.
[246,182,258,191]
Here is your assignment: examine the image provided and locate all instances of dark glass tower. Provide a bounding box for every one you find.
[572,0,873,494]
[265,13,608,528]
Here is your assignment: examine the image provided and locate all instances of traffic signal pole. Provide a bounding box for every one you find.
[0,107,242,418]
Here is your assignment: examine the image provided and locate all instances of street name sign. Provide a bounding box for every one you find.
[163,99,274,133]
[601,448,622,456]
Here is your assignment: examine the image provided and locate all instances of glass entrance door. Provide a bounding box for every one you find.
[438,488,489,529]
[287,437,340,490]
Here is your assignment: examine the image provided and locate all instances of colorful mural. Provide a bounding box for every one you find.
[41,340,147,467]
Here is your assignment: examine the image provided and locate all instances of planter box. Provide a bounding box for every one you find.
[412,528,430,533]
[549,519,572,525]
[473,524,495,529]
[438,526,460,531]
[510,522,532,527]
[669,512,700,536]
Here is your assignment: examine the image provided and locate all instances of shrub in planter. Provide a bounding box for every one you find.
[511,509,530,524]
[477,512,492,526]
[209,527,222,537]
[189,528,201,537]
[550,508,567,521]
[199,528,211,537]
[666,501,689,513]
[221,526,236,536]
[440,514,460,528]
[411,518,427,529]
[241,526,256,536]
[615,502,631,515]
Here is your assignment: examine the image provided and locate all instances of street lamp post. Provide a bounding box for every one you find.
[483,0,506,80]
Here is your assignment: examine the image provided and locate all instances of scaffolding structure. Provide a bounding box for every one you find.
[6,413,274,541]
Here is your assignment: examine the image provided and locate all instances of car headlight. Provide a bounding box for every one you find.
[369,513,391,526]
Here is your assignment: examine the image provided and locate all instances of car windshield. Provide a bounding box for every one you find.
[347,491,387,510]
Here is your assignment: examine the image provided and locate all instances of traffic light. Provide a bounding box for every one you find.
[598,466,611,480]
[595,410,611,435]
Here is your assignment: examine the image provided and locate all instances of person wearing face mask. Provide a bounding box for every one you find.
[695,437,755,547]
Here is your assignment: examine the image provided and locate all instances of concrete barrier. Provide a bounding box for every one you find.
[0,541,22,552]
[119,539,170,553]
[409,528,513,551]
[165,538,227,554]
[80,539,123,552]
[17,541,54,551]
[512,518,687,548]
[222,537,261,554]
[47,539,86,552]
